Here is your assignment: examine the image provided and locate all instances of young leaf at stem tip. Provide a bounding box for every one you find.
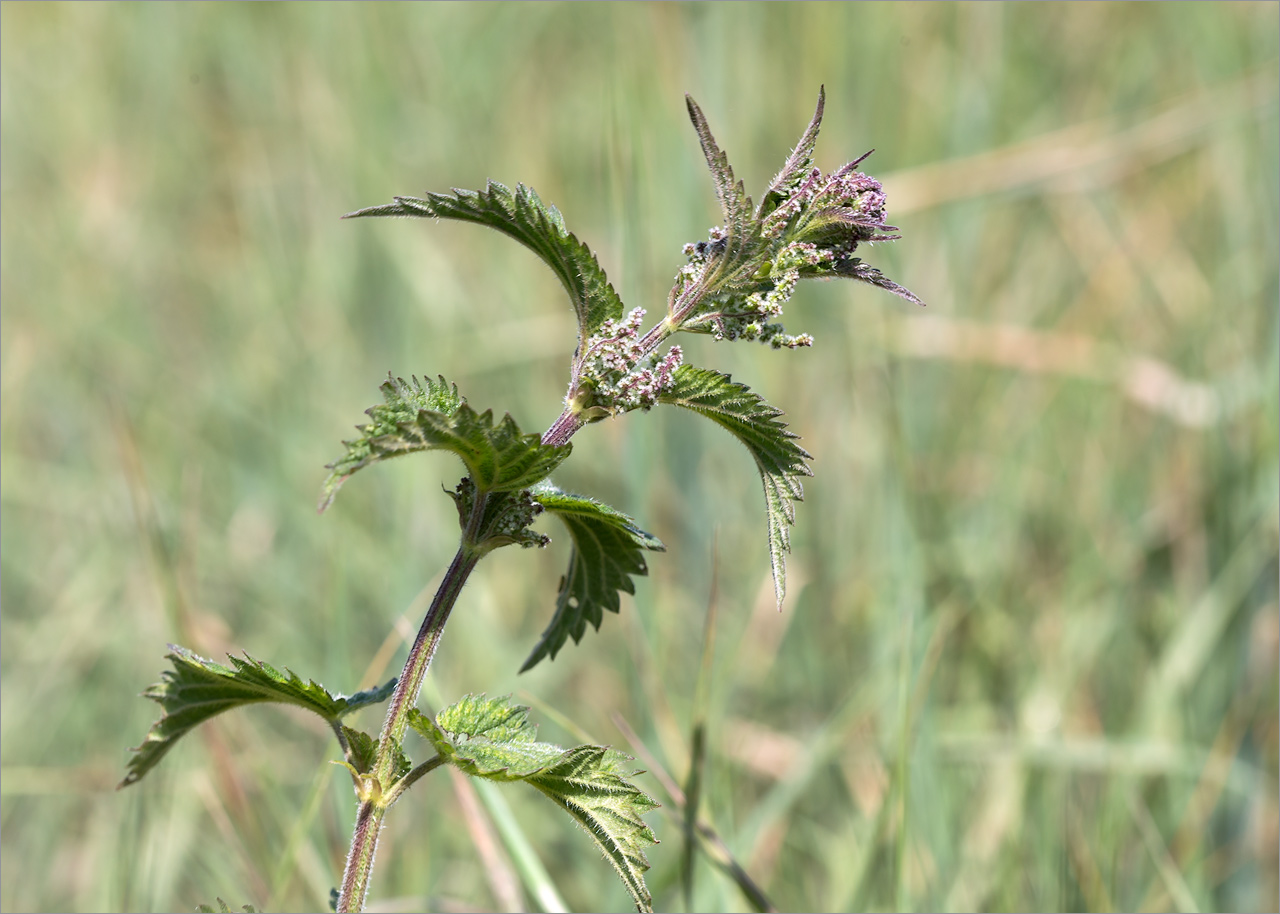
[670,87,923,350]
[758,85,826,220]
[685,94,754,251]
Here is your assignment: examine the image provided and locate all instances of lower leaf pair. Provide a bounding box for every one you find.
[122,649,661,912]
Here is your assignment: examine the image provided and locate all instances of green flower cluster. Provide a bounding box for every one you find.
[451,477,549,553]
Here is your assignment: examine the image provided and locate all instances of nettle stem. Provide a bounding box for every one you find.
[337,264,752,911]
[336,496,487,913]
[339,260,725,912]
[339,392,603,911]
[376,543,481,780]
[542,406,585,448]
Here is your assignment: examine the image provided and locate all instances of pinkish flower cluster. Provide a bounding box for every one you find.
[676,237,832,349]
[611,345,684,410]
[761,157,896,246]
[669,147,922,351]
[587,307,647,374]
[579,307,684,412]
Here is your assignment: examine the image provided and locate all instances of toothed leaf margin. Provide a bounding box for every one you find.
[120,645,395,788]
[409,695,659,913]
[658,365,812,607]
[520,485,665,672]
[321,375,570,509]
[344,181,624,348]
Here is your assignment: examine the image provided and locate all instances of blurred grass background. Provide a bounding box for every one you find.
[2,3,1277,912]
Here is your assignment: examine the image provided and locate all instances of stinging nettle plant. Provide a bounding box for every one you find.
[121,87,921,913]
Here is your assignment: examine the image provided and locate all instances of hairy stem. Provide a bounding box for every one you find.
[375,542,481,782]
[337,795,384,914]
[336,494,487,913]
[383,754,447,808]
[339,307,690,907]
[542,405,586,448]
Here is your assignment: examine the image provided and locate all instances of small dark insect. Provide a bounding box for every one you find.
[693,236,728,258]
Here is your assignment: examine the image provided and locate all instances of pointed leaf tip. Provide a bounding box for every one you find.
[759,86,831,220]
[342,182,623,342]
[417,695,659,912]
[658,366,812,608]
[684,93,753,247]
[120,647,394,788]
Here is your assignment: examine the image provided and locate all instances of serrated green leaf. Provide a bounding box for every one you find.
[120,646,395,788]
[342,726,378,774]
[320,374,463,510]
[340,393,568,500]
[526,745,660,913]
[758,86,826,219]
[392,404,570,493]
[322,376,570,507]
[410,695,659,913]
[408,701,566,780]
[658,365,813,608]
[388,738,413,785]
[685,95,753,243]
[520,484,665,672]
[344,181,624,346]
[435,692,538,745]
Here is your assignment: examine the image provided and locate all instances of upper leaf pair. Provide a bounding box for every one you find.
[319,374,570,512]
[337,89,920,616]
[322,375,665,666]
